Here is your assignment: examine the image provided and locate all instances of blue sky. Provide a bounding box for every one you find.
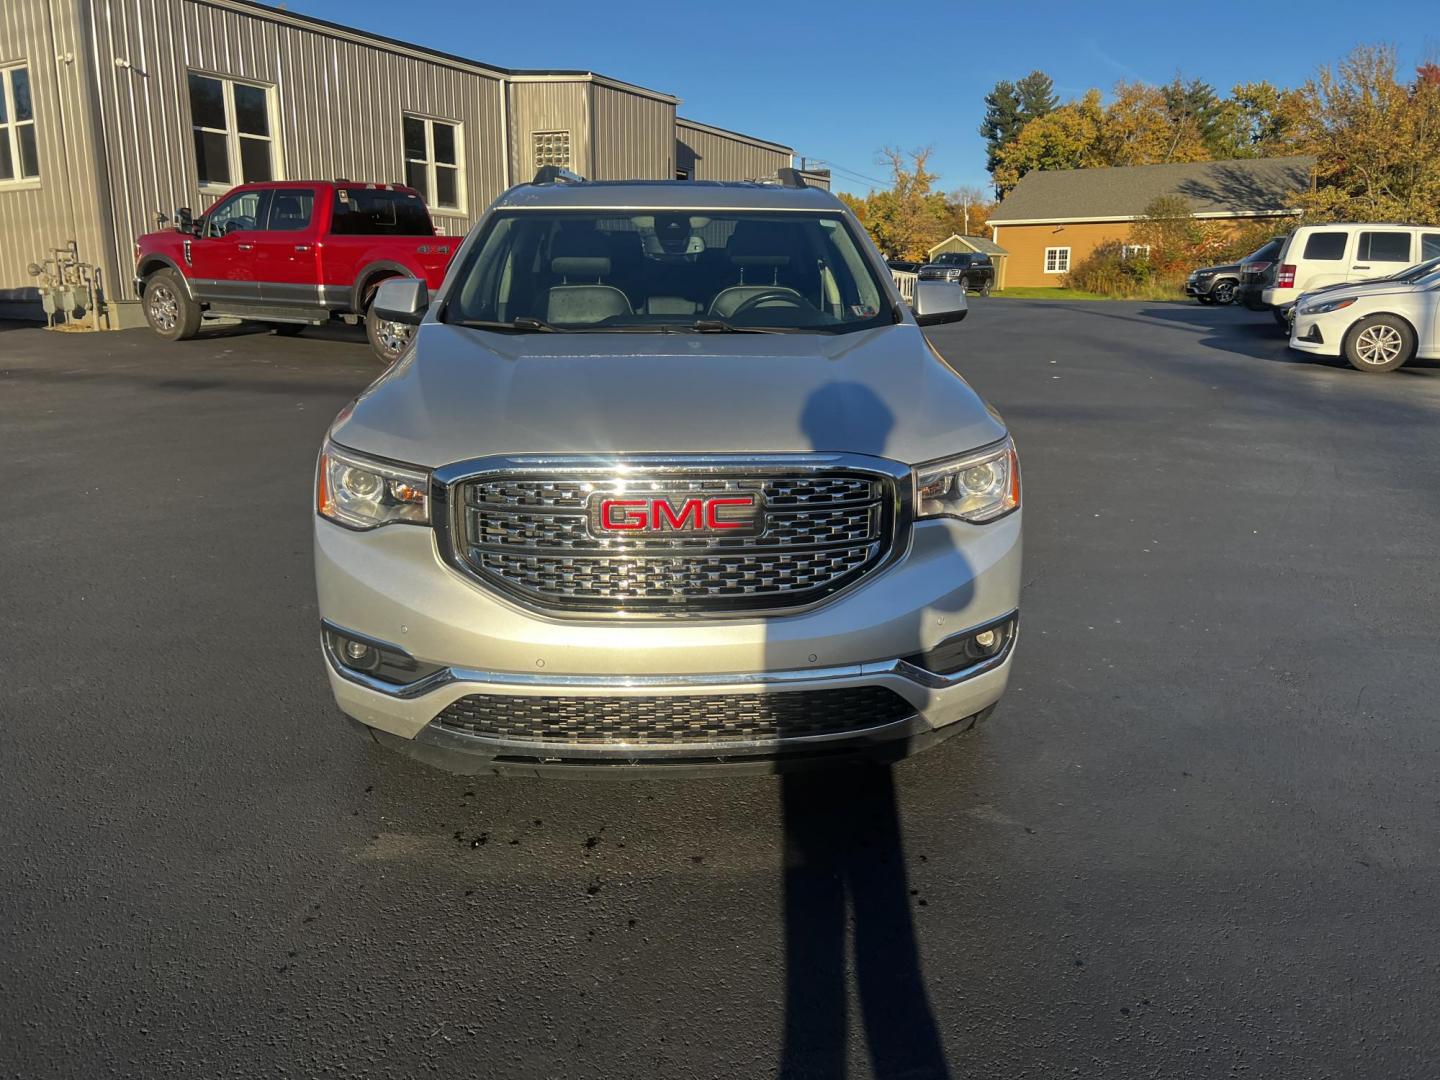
[293,0,1435,195]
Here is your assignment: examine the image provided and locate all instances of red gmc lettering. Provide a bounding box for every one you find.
[705,497,755,529]
[599,499,648,530]
[653,498,704,530]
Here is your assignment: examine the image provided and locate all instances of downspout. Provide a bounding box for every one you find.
[76,0,125,310]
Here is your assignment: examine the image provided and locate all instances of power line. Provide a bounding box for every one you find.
[797,156,889,189]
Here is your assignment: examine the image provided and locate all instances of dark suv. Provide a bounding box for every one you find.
[1236,237,1287,312]
[919,252,995,295]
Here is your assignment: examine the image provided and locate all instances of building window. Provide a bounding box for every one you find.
[404,114,462,210]
[1121,244,1150,261]
[188,72,276,189]
[0,64,39,183]
[532,130,571,171]
[1044,247,1070,274]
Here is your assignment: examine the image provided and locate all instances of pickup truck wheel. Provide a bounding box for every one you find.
[1212,280,1236,305]
[1343,315,1414,373]
[143,270,201,341]
[979,281,991,297]
[365,302,413,364]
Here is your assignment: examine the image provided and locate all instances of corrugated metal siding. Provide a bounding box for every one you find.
[506,80,590,181]
[0,0,108,311]
[675,120,788,182]
[591,84,671,181]
[86,0,507,300]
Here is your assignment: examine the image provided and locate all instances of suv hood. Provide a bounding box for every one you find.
[333,322,1007,468]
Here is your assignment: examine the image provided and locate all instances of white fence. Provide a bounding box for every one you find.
[892,270,917,304]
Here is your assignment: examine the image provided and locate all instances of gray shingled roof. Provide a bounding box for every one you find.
[988,156,1315,222]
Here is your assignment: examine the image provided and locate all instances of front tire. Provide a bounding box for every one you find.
[1343,315,1414,373]
[365,299,413,364]
[143,270,202,341]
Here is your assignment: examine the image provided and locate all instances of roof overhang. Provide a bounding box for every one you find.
[676,117,792,155]
[990,208,1304,227]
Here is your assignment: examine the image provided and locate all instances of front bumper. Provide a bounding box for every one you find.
[1289,312,1341,356]
[315,511,1022,772]
[1185,278,1213,297]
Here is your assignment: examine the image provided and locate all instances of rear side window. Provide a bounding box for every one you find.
[1421,233,1440,260]
[329,188,432,236]
[1302,232,1347,260]
[266,189,314,231]
[1357,231,1411,263]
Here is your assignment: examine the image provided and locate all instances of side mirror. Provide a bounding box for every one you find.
[372,278,429,325]
[911,280,968,326]
[174,206,194,233]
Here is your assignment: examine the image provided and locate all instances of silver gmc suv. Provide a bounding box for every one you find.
[314,173,1022,774]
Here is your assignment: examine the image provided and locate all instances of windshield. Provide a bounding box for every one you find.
[443,210,892,333]
[1396,257,1440,283]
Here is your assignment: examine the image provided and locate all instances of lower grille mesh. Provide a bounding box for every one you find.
[432,687,916,746]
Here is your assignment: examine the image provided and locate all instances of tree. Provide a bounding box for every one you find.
[944,185,995,237]
[1213,81,1305,157]
[1129,195,1205,273]
[993,89,1106,192]
[979,80,1023,184]
[1100,81,1210,166]
[1163,77,1227,157]
[863,147,950,260]
[981,71,1058,193]
[1292,46,1440,224]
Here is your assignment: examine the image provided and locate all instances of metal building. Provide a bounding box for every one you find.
[0,0,826,325]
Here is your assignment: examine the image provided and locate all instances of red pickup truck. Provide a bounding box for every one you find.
[133,180,459,361]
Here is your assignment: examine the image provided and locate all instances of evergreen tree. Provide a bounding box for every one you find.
[979,80,1023,183]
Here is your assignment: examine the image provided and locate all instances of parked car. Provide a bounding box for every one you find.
[919,252,995,295]
[1185,261,1241,304]
[1290,264,1440,373]
[1237,237,1287,312]
[314,173,1019,774]
[1260,223,1440,330]
[134,180,462,362]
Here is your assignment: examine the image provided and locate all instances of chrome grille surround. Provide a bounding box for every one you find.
[431,454,911,617]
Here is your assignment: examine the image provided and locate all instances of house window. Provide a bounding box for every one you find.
[1121,244,1150,261]
[0,64,39,183]
[1044,247,1070,274]
[532,130,571,171]
[403,114,462,210]
[188,72,276,188]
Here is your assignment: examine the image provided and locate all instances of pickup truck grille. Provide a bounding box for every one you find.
[432,686,916,746]
[446,461,900,614]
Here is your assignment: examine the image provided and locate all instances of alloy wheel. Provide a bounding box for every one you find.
[1354,324,1403,366]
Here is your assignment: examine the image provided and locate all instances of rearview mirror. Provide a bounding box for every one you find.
[911,280,968,326]
[174,206,194,234]
[372,278,429,325]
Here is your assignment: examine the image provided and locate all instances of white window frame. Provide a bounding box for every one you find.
[403,113,464,211]
[1044,247,1070,274]
[188,70,280,193]
[532,130,572,172]
[1121,244,1150,261]
[0,62,39,188]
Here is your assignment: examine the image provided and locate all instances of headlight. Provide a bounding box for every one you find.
[914,436,1020,523]
[316,441,429,529]
[1298,296,1356,316]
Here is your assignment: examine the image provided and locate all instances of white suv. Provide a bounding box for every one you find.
[1264,223,1440,325]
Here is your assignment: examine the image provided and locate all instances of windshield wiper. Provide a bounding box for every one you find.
[456,317,559,333]
[686,319,798,335]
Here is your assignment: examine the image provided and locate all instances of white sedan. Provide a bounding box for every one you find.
[1290,267,1440,373]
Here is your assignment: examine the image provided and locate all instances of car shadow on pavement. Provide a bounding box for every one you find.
[775,382,971,1080]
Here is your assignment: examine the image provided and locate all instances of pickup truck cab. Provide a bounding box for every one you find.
[918,252,994,296]
[133,180,459,361]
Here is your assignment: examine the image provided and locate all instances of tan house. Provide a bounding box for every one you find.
[988,156,1315,288]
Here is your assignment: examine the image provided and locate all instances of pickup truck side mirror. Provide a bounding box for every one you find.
[174,206,194,234]
[911,280,968,326]
[372,278,429,325]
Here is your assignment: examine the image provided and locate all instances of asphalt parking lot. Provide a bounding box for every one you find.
[4,301,1439,1079]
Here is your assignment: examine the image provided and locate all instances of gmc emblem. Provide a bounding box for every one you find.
[589,492,761,537]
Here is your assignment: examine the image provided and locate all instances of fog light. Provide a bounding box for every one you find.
[323,624,447,687]
[904,615,1017,676]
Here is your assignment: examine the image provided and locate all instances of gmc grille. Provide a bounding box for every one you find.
[443,461,901,614]
[432,686,916,746]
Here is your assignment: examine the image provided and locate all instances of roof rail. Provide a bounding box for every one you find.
[531,165,587,185]
[749,167,809,189]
